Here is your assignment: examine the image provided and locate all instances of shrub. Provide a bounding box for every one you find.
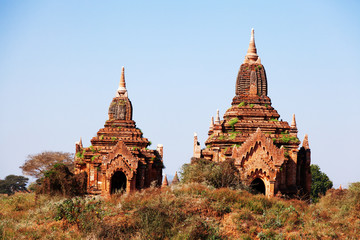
[54,197,103,233]
[37,164,87,197]
[180,159,243,189]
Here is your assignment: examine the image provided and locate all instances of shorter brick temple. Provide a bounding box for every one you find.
[75,67,163,196]
[193,29,311,198]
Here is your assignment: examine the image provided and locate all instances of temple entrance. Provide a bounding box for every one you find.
[250,178,266,195]
[111,171,127,194]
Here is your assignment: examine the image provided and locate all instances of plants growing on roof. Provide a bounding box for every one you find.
[229,133,237,140]
[238,102,246,107]
[228,117,239,132]
[89,146,96,153]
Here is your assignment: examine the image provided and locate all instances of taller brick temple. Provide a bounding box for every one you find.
[193,29,311,198]
[75,67,163,196]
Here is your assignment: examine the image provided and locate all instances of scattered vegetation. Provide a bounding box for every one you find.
[228,117,239,132]
[111,137,117,141]
[280,132,300,144]
[1,181,360,239]
[99,135,104,140]
[91,155,100,161]
[249,104,254,108]
[238,102,246,107]
[269,118,278,122]
[229,132,237,140]
[89,146,97,153]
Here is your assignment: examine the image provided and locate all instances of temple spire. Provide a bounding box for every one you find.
[244,28,259,64]
[117,66,128,97]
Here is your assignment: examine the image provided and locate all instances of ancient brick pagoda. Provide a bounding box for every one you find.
[75,67,163,196]
[193,29,311,198]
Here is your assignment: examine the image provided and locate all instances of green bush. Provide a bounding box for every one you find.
[55,197,104,233]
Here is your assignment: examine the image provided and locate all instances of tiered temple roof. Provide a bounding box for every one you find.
[202,29,300,160]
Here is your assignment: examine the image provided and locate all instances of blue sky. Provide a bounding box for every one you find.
[1,1,359,188]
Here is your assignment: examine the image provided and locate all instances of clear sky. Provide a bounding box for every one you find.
[1,1,359,188]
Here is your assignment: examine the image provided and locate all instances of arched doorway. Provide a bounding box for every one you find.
[250,178,266,195]
[111,171,127,194]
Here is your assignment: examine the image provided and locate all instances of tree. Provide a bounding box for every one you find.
[0,175,29,195]
[311,164,333,203]
[20,151,74,179]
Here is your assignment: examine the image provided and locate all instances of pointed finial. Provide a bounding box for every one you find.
[162,174,168,187]
[302,134,309,149]
[215,109,220,124]
[244,28,259,63]
[117,66,128,97]
[79,137,83,148]
[291,114,297,128]
[339,184,343,190]
[172,172,179,185]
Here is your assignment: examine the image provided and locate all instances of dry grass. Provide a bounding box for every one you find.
[1,183,360,239]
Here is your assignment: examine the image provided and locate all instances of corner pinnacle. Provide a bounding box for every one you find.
[291,114,297,128]
[215,109,220,124]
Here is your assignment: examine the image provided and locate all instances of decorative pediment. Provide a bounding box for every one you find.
[232,128,285,169]
[103,140,138,179]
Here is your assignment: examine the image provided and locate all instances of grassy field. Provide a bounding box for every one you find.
[1,182,360,239]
